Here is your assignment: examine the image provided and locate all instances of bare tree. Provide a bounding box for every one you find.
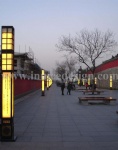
[55,56,77,82]
[55,61,66,81]
[64,55,77,77]
[56,29,117,86]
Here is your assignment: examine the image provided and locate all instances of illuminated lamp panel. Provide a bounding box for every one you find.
[88,78,90,85]
[110,76,112,88]
[42,80,45,91]
[2,32,14,50]
[2,44,13,50]
[42,70,45,91]
[2,72,11,118]
[95,77,97,84]
[12,74,14,117]
[78,79,80,85]
[2,54,13,70]
[47,76,49,88]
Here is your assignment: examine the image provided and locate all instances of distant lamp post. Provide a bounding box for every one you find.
[78,79,80,85]
[41,69,45,96]
[49,77,51,87]
[78,66,82,86]
[48,77,52,87]
[82,78,85,85]
[1,26,16,141]
[47,75,49,90]
[95,77,97,84]
[110,75,112,90]
[78,66,82,79]
[88,78,90,86]
[50,78,52,86]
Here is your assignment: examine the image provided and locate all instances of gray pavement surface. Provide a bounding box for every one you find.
[1,83,118,150]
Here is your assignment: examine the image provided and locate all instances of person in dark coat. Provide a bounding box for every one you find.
[85,82,88,90]
[67,82,72,95]
[94,84,97,90]
[61,82,65,95]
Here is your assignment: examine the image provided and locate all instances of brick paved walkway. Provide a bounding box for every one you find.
[1,83,118,150]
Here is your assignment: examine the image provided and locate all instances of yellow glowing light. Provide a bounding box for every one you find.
[78,79,80,85]
[2,54,13,70]
[2,39,7,43]
[7,65,13,70]
[88,78,90,85]
[12,74,14,117]
[2,65,6,70]
[2,44,13,50]
[83,79,85,85]
[49,80,50,87]
[7,54,13,58]
[7,44,13,49]
[42,70,45,91]
[95,77,97,84]
[1,26,15,126]
[47,75,49,88]
[2,31,13,50]
[7,39,13,43]
[2,72,11,118]
[7,59,12,64]
[42,81,44,91]
[7,33,13,38]
[49,78,51,87]
[2,33,13,38]
[110,75,112,88]
[2,33,7,38]
[2,54,6,58]
[48,77,52,87]
[2,59,6,64]
[2,39,13,44]
[2,44,7,49]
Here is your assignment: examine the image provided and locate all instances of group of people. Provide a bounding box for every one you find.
[61,81,97,95]
[85,82,97,90]
[61,81,72,95]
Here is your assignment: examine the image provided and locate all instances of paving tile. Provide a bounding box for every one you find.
[1,84,118,150]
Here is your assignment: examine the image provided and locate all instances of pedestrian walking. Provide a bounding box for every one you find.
[61,82,65,95]
[85,82,88,90]
[67,82,72,95]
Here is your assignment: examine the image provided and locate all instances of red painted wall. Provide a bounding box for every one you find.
[0,78,41,118]
[95,59,118,73]
[14,78,41,97]
[87,58,118,74]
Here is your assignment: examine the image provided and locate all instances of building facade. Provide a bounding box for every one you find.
[90,55,118,89]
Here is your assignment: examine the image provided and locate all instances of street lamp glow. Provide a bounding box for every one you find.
[41,69,45,96]
[48,77,52,87]
[78,79,80,85]
[95,77,97,84]
[88,78,90,85]
[2,73,11,118]
[110,75,112,89]
[1,26,16,141]
[47,75,49,90]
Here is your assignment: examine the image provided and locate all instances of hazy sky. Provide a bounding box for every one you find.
[0,0,118,72]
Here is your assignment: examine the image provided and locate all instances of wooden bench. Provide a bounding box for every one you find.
[78,97,116,105]
[82,90,104,95]
[76,88,87,90]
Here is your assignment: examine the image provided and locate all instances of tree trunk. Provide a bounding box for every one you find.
[92,73,95,95]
